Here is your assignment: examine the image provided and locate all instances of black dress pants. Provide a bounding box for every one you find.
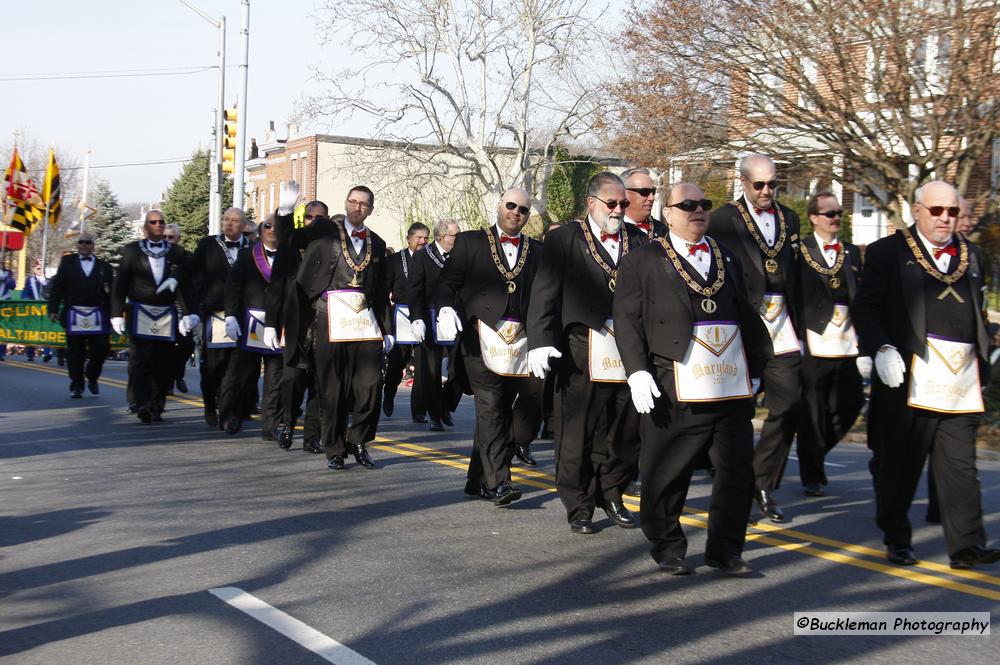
[219,350,282,434]
[66,333,109,393]
[200,343,234,414]
[385,343,423,418]
[753,351,801,491]
[797,354,864,486]
[130,337,174,416]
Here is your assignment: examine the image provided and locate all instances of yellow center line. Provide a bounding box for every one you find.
[7,359,1000,599]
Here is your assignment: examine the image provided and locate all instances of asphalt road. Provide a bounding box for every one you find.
[1,357,998,664]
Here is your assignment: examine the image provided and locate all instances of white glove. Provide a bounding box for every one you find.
[224,316,241,341]
[111,316,126,335]
[527,346,562,379]
[874,346,906,388]
[856,356,873,379]
[751,378,761,395]
[437,307,463,340]
[278,181,300,215]
[383,334,396,354]
[263,326,280,350]
[411,319,426,343]
[179,314,200,337]
[155,277,178,294]
[627,370,661,414]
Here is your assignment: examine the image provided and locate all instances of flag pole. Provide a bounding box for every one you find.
[78,150,91,233]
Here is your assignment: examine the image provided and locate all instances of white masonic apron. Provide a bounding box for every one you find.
[394,304,418,345]
[478,318,528,377]
[432,308,456,346]
[760,293,799,355]
[67,306,106,335]
[206,310,238,349]
[325,289,383,343]
[805,303,858,358]
[907,335,984,414]
[673,322,752,402]
[242,308,281,355]
[131,303,176,342]
[589,318,626,383]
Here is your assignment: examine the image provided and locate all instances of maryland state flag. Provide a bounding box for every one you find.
[3,148,45,234]
[42,148,61,228]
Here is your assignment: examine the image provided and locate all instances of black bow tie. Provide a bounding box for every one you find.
[80,256,93,262]
[148,242,164,248]
[225,240,241,249]
[265,249,277,258]
[442,252,449,260]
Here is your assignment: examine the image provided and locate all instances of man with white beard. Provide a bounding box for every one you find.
[527,172,647,534]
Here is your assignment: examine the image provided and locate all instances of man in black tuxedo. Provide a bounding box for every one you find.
[436,187,543,506]
[622,167,667,240]
[795,191,865,497]
[218,215,283,438]
[710,153,801,523]
[527,172,646,534]
[164,224,195,395]
[267,184,391,470]
[383,222,430,423]
[47,232,114,398]
[408,219,462,432]
[186,207,251,428]
[615,183,770,575]
[853,180,1000,569]
[111,210,198,424]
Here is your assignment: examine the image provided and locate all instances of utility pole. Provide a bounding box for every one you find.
[233,0,250,209]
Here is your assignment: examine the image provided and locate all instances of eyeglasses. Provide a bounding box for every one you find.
[147,219,166,226]
[626,187,657,197]
[814,209,843,218]
[749,180,778,191]
[504,201,531,215]
[919,204,960,218]
[669,198,713,212]
[163,235,176,240]
[77,240,93,245]
[261,222,273,229]
[591,197,630,211]
[346,199,372,209]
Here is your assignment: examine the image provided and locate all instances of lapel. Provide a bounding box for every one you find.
[801,235,828,289]
[658,237,697,316]
[576,223,617,291]
[843,244,858,299]
[898,229,927,341]
[734,196,765,277]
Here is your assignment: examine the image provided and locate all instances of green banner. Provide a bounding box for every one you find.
[0,298,128,349]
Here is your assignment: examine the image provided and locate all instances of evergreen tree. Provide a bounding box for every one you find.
[546,147,575,225]
[161,149,234,252]
[90,179,133,268]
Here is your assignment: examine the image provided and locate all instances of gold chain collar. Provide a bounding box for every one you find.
[578,219,630,292]
[485,227,530,293]
[902,228,968,285]
[657,236,726,297]
[340,222,374,282]
[801,239,845,278]
[733,199,787,260]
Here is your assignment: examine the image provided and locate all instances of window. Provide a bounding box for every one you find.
[865,46,884,104]
[748,60,783,114]
[799,58,817,110]
[290,156,297,184]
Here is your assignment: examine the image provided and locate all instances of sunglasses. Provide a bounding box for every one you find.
[749,180,778,191]
[591,197,630,210]
[261,222,274,229]
[627,187,657,197]
[920,204,960,218]
[77,240,94,245]
[669,198,713,212]
[814,209,843,218]
[147,219,166,226]
[163,235,176,240]
[504,201,531,215]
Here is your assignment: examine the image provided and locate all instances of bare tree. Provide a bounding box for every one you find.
[616,0,1000,226]
[303,0,606,217]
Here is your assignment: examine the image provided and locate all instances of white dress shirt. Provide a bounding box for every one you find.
[814,233,840,268]
[145,241,167,284]
[80,255,95,277]
[747,204,776,247]
[495,225,522,269]
[587,216,621,265]
[670,230,711,280]
[346,224,367,256]
[915,228,954,272]
[434,241,449,259]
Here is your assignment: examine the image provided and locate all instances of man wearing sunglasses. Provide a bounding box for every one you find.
[437,187,544,506]
[795,191,865,498]
[854,180,1000,570]
[527,172,646,534]
[710,153,802,523]
[615,183,770,575]
[111,210,198,424]
[621,167,667,240]
[47,232,115,398]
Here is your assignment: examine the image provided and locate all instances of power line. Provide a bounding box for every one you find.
[0,66,216,82]
[26,157,194,174]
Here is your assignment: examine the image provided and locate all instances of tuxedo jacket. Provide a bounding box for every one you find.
[225,244,276,317]
[407,244,448,327]
[852,227,989,369]
[48,253,115,325]
[528,221,649,349]
[187,235,249,315]
[111,241,195,316]
[436,226,543,330]
[797,235,862,335]
[386,249,411,306]
[613,238,770,378]
[625,217,668,240]
[709,195,801,320]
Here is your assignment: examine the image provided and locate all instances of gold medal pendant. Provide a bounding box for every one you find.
[608,278,616,293]
[765,258,778,273]
[507,280,517,294]
[349,273,361,288]
[701,298,717,314]
[829,276,841,290]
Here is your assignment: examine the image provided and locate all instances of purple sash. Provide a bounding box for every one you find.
[253,243,273,283]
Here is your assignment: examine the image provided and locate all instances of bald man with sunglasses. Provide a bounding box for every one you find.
[710,153,802,523]
[621,168,668,240]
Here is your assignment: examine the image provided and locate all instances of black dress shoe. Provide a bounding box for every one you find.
[175,378,188,393]
[755,490,785,522]
[441,412,454,427]
[804,483,825,497]
[303,439,323,454]
[137,407,153,424]
[569,518,596,534]
[705,554,754,575]
[429,418,445,432]
[225,418,240,435]
[493,481,522,506]
[603,500,637,528]
[886,543,917,566]
[276,426,293,450]
[657,557,693,575]
[327,455,346,470]
[205,410,219,428]
[127,402,138,414]
[413,414,428,423]
[463,480,481,498]
[70,390,83,399]
[625,481,641,497]
[513,445,537,467]
[353,446,377,469]
[949,545,1000,569]
[382,396,395,417]
[87,379,99,395]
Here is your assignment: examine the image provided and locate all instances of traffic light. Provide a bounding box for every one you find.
[222,108,238,174]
